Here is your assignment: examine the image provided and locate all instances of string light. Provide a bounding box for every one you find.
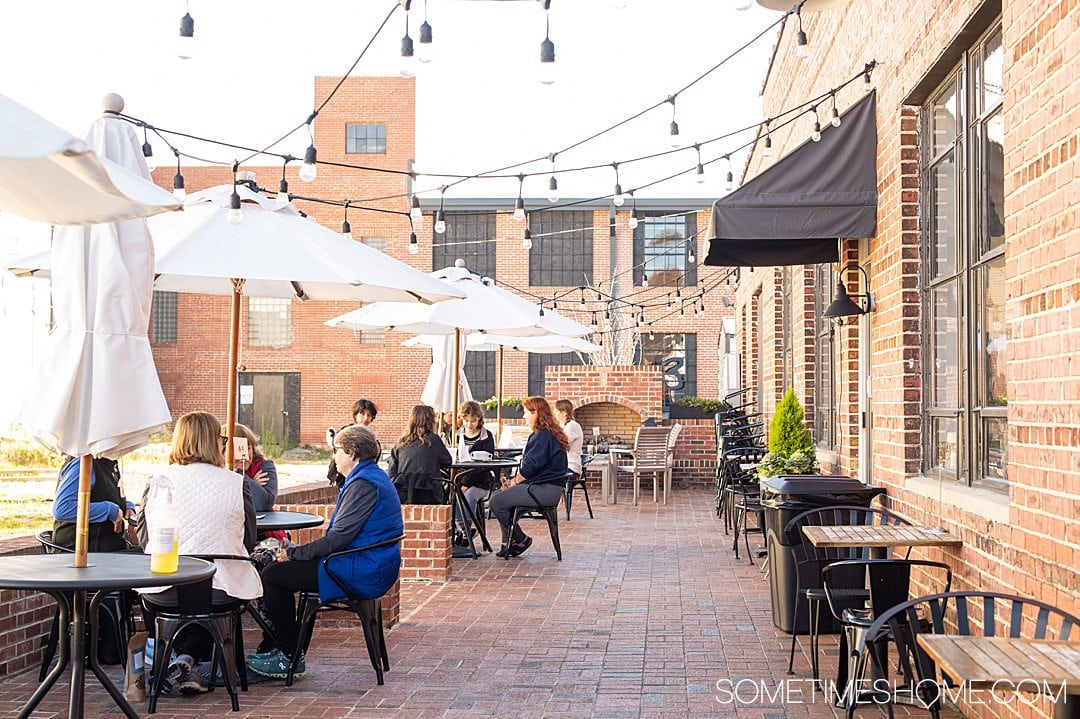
[694,144,706,184]
[667,95,681,148]
[642,271,649,289]
[688,239,696,265]
[809,105,822,142]
[172,151,185,200]
[795,7,809,60]
[724,154,734,191]
[434,186,447,233]
[539,1,556,85]
[763,120,774,157]
[418,0,433,64]
[277,159,290,202]
[628,190,639,229]
[408,231,419,254]
[522,226,533,250]
[863,61,874,86]
[141,126,155,172]
[177,3,194,60]
[514,173,526,220]
[410,194,422,223]
[341,200,352,240]
[612,162,625,207]
[227,163,243,226]
[830,92,842,127]
[400,7,416,78]
[300,116,318,182]
[547,153,559,203]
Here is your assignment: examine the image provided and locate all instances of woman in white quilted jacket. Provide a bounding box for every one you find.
[137,411,261,693]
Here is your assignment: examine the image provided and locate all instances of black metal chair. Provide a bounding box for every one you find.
[783,505,911,680]
[732,494,767,563]
[849,591,1080,719]
[35,530,133,682]
[287,534,406,686]
[144,553,258,714]
[822,558,952,708]
[504,475,570,561]
[564,457,594,520]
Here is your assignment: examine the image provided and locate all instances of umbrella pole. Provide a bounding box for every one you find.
[497,346,504,442]
[451,328,461,447]
[225,279,243,467]
[73,455,92,567]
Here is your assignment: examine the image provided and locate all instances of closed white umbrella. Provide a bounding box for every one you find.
[0,93,180,225]
[328,260,592,435]
[420,334,472,413]
[16,101,172,567]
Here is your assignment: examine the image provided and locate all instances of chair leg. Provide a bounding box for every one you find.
[580,482,594,519]
[564,485,573,520]
[743,509,755,566]
[234,609,248,691]
[39,610,60,682]
[545,509,562,561]
[808,599,820,681]
[288,595,321,687]
[787,594,802,674]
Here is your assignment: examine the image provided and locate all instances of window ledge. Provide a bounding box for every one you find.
[904,475,1009,523]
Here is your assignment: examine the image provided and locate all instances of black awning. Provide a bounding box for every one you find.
[704,91,878,267]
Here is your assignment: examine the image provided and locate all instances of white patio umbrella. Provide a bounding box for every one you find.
[16,102,173,567]
[8,183,466,465]
[420,334,472,413]
[0,93,181,225]
[326,260,592,437]
[404,333,600,431]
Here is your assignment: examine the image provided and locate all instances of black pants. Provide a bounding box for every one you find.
[142,586,237,663]
[490,482,564,544]
[260,559,320,656]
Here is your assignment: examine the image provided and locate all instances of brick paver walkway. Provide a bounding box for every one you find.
[0,490,966,718]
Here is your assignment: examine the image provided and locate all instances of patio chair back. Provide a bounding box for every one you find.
[822,558,953,624]
[629,426,672,471]
[784,505,911,563]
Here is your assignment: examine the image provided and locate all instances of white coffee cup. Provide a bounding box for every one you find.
[470,450,492,461]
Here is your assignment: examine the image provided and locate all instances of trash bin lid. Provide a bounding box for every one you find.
[760,475,884,495]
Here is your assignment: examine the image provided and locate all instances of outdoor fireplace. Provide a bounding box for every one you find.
[544,364,664,442]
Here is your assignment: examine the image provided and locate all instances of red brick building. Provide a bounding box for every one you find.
[149,76,734,447]
[729,0,1078,674]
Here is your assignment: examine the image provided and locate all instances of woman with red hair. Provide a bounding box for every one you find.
[490,396,570,557]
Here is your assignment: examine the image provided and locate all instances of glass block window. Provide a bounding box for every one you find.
[358,237,387,345]
[527,351,586,398]
[633,212,697,288]
[345,123,386,154]
[528,210,594,287]
[247,298,292,347]
[465,351,496,406]
[638,333,697,408]
[433,211,497,279]
[150,291,177,345]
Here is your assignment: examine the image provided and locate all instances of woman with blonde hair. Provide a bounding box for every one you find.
[231,423,278,512]
[388,405,452,504]
[490,396,569,557]
[137,411,260,694]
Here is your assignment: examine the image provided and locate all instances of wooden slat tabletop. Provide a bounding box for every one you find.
[801,524,963,548]
[918,635,1080,690]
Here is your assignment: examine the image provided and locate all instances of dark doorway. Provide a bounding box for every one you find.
[238,372,301,447]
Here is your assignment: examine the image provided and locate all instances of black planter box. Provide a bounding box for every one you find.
[668,404,715,419]
[486,406,523,419]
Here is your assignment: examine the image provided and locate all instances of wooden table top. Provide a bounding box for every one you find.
[801,524,963,548]
[917,635,1080,691]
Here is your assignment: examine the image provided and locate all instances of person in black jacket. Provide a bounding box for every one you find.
[490,396,569,557]
[452,401,496,544]
[326,399,378,486]
[388,405,452,504]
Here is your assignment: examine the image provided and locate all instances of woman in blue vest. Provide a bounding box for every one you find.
[247,424,403,680]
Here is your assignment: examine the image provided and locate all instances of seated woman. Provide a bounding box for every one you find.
[247,424,403,679]
[490,396,570,557]
[453,400,497,542]
[232,423,278,512]
[52,455,134,552]
[554,400,583,478]
[137,411,261,694]
[388,405,452,505]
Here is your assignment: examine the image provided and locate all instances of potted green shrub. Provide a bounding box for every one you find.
[670,396,724,419]
[482,396,524,419]
[756,388,819,480]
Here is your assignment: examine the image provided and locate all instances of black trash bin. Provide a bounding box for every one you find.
[760,475,886,634]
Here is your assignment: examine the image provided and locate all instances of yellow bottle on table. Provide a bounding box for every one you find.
[148,487,179,574]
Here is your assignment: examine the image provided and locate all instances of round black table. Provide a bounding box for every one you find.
[255,510,325,533]
[446,460,520,558]
[0,553,214,719]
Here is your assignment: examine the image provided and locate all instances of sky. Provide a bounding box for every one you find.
[0,0,781,423]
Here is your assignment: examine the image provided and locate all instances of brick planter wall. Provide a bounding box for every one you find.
[399,505,452,584]
[0,537,55,678]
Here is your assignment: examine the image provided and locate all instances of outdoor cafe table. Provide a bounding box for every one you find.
[446,459,519,558]
[917,635,1080,719]
[802,524,963,558]
[0,553,214,719]
[256,510,325,533]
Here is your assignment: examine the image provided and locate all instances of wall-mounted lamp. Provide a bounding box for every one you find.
[823,262,876,319]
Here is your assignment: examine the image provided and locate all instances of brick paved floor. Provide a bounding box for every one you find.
[0,490,967,718]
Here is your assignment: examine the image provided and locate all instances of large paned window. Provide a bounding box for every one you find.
[921,22,1006,490]
[528,351,586,398]
[150,291,177,344]
[464,352,496,406]
[528,210,593,286]
[345,123,386,154]
[813,265,836,450]
[248,298,292,347]
[433,211,497,279]
[633,212,697,288]
[638,333,697,408]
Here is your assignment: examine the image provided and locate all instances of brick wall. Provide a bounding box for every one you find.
[0,537,54,678]
[399,504,452,584]
[545,364,664,421]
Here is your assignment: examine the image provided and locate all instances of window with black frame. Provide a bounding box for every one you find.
[920,21,1006,490]
[528,210,593,287]
[813,264,836,450]
[433,211,497,280]
[633,212,697,288]
[527,351,586,397]
[638,333,697,408]
[464,352,495,406]
[150,291,177,344]
[345,123,386,154]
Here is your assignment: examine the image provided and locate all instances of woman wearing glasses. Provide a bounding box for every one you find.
[248,424,403,680]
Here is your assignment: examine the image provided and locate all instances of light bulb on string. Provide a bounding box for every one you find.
[418,0,433,64]
[688,243,696,265]
[864,62,874,87]
[434,187,447,233]
[830,93,842,127]
[539,3,556,86]
[642,272,649,289]
[546,153,559,203]
[522,228,533,250]
[628,191,639,230]
[276,159,290,202]
[667,96,681,148]
[763,130,774,157]
[177,6,194,60]
[513,174,526,220]
[172,151,185,200]
[341,201,352,241]
[141,126,155,172]
[410,195,422,223]
[694,144,706,184]
[408,231,419,255]
[810,106,822,142]
[724,155,734,192]
[611,163,625,206]
[795,8,809,59]
[400,11,416,78]
[227,187,243,226]
[300,140,318,182]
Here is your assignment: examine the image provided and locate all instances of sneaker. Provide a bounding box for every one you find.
[507,535,533,557]
[246,648,305,680]
[177,665,208,694]
[453,530,470,548]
